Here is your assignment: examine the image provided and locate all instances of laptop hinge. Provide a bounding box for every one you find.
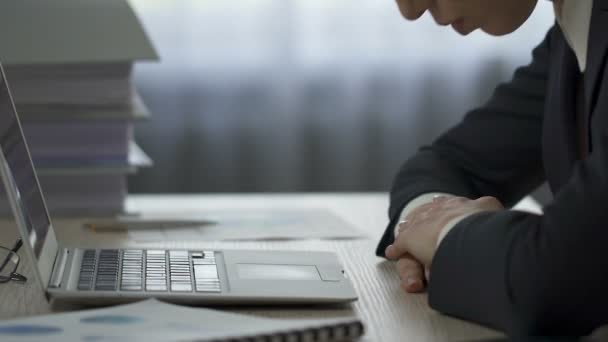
[48,248,69,288]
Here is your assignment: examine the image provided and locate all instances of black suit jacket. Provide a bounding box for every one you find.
[376,0,608,337]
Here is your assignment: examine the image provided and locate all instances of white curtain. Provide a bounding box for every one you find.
[129,0,555,193]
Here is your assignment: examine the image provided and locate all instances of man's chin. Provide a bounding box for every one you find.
[481,20,529,36]
[451,19,476,36]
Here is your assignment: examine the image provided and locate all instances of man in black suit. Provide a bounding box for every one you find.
[376,0,608,337]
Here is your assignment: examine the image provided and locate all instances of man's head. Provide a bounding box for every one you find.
[396,0,539,36]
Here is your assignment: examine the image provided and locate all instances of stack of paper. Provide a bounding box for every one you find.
[0,0,158,216]
[6,63,134,106]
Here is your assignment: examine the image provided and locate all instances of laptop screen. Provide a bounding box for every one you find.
[0,67,53,260]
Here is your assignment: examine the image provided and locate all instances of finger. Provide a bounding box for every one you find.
[385,234,411,260]
[404,202,438,227]
[400,206,429,232]
[475,196,503,210]
[476,196,498,204]
[432,195,449,203]
[396,0,430,20]
[406,201,435,219]
[385,244,401,260]
[447,196,468,205]
[397,219,409,234]
[395,255,422,280]
[396,257,425,293]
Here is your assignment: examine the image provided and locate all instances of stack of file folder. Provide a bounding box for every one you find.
[0,0,158,216]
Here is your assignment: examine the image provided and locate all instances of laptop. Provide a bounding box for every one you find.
[0,64,357,305]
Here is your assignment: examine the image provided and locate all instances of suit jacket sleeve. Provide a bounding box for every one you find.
[375,26,554,257]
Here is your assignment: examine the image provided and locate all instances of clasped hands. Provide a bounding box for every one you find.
[385,195,503,293]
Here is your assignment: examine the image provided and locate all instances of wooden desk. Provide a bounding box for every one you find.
[0,193,502,341]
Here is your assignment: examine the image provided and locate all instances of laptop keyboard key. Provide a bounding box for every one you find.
[120,250,143,291]
[145,250,167,291]
[95,250,120,291]
[193,254,220,292]
[78,249,97,290]
[169,250,192,292]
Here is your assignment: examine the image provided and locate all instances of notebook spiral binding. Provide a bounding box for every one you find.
[206,320,365,342]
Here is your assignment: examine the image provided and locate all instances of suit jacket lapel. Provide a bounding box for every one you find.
[544,31,580,191]
[584,0,608,117]
[544,1,608,191]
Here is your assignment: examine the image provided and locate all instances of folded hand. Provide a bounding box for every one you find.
[386,196,504,292]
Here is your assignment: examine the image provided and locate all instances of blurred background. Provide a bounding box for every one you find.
[128,0,555,194]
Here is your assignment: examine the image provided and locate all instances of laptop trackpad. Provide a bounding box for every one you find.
[236,263,321,281]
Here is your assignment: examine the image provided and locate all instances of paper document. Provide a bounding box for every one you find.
[0,299,363,342]
[125,208,366,242]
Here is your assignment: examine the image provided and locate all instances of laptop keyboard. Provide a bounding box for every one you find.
[77,249,220,293]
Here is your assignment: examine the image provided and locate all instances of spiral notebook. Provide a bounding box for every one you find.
[0,299,364,341]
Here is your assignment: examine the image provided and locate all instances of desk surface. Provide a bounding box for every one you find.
[0,193,502,341]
